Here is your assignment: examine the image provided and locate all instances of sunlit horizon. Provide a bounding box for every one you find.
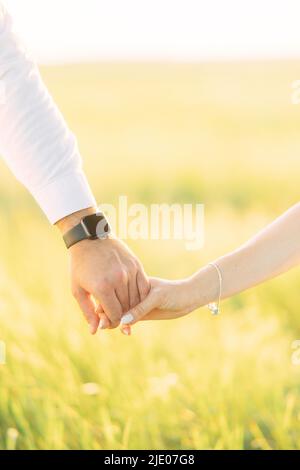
[4,0,300,64]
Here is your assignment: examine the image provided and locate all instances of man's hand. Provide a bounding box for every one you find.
[56,208,150,334]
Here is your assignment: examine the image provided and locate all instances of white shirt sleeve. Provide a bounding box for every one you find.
[0,2,96,224]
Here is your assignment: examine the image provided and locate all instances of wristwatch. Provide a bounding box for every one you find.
[63,212,111,249]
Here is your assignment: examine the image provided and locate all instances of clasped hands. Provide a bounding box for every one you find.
[68,235,217,335]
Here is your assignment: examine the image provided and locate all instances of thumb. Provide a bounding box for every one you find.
[120,292,158,326]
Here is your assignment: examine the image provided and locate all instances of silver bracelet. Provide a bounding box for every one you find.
[207,262,222,316]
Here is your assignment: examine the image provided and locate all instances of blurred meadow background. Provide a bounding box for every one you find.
[1,0,300,451]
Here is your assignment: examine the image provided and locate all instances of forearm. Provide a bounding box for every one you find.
[192,203,300,307]
[0,4,95,223]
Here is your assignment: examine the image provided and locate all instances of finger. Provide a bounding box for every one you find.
[96,289,123,328]
[115,279,130,314]
[128,271,140,309]
[120,325,131,336]
[136,269,150,302]
[75,288,99,334]
[98,312,111,330]
[120,293,157,326]
[96,304,111,330]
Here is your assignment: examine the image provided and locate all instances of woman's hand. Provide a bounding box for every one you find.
[119,265,219,334]
[119,277,194,335]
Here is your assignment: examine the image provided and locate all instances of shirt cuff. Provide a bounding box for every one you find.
[31,171,97,224]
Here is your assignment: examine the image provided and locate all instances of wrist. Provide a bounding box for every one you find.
[187,264,221,309]
[55,207,97,235]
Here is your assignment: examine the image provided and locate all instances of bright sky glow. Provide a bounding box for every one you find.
[4,0,300,63]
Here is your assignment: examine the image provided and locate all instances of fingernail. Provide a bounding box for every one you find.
[99,318,105,329]
[120,313,134,325]
[89,324,95,334]
[123,327,131,336]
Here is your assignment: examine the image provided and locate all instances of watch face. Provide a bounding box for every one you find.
[82,213,110,239]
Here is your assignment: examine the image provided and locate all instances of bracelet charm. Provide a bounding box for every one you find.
[208,302,219,315]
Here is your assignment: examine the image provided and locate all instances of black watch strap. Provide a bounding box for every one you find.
[63,223,89,249]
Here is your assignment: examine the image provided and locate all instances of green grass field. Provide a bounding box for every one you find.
[1,61,300,449]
